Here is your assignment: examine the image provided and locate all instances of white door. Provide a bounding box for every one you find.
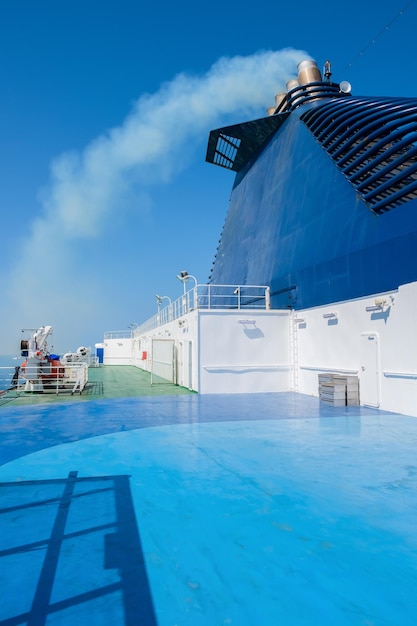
[184,341,193,390]
[360,332,380,407]
[151,339,175,384]
[176,342,184,386]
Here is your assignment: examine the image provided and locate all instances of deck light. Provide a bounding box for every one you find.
[155,294,172,307]
[176,272,198,315]
[176,271,198,288]
[156,294,172,323]
[366,298,387,313]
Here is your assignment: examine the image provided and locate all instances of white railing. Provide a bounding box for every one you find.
[0,362,88,396]
[103,330,133,340]
[68,363,89,393]
[0,366,20,398]
[135,284,270,334]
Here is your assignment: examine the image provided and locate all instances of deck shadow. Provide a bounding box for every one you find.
[0,472,156,626]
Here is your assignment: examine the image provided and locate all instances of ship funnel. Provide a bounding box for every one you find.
[267,92,288,115]
[286,79,299,92]
[275,92,286,108]
[297,59,322,85]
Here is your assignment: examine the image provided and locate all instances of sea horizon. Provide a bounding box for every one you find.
[0,354,23,391]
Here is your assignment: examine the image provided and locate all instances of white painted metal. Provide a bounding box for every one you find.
[176,341,184,387]
[198,310,291,394]
[135,284,271,334]
[360,332,380,407]
[151,338,175,384]
[187,341,193,390]
[102,280,417,416]
[295,281,417,416]
[102,336,133,365]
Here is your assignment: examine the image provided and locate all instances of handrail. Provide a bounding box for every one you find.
[103,330,133,340]
[0,362,88,396]
[134,284,271,335]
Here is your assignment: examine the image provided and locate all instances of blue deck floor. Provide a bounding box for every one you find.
[1,392,417,625]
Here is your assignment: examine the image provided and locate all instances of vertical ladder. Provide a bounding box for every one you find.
[289,312,299,392]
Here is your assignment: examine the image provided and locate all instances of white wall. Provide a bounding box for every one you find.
[198,310,291,394]
[102,281,417,416]
[102,337,132,365]
[131,311,200,390]
[128,309,290,394]
[296,282,417,416]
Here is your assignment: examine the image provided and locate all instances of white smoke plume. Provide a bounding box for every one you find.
[2,48,308,350]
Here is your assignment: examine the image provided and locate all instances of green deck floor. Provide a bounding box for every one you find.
[0,365,194,406]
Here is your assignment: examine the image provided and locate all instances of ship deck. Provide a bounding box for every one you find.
[1,368,417,625]
[0,365,193,407]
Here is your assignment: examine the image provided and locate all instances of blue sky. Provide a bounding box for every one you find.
[1,0,416,354]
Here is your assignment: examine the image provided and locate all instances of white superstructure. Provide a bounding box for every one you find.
[102,280,417,417]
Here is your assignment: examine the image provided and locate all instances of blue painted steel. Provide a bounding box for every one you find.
[1,394,417,625]
[372,178,417,213]
[323,103,411,153]
[208,99,417,309]
[0,469,156,625]
[0,392,378,466]
[335,112,416,158]
[364,161,417,201]
[346,131,417,178]
[283,82,342,112]
[301,95,417,212]
[29,471,79,621]
[356,143,417,189]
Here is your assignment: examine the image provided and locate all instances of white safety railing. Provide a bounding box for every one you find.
[103,330,133,340]
[0,362,89,396]
[135,284,270,334]
[0,366,20,398]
